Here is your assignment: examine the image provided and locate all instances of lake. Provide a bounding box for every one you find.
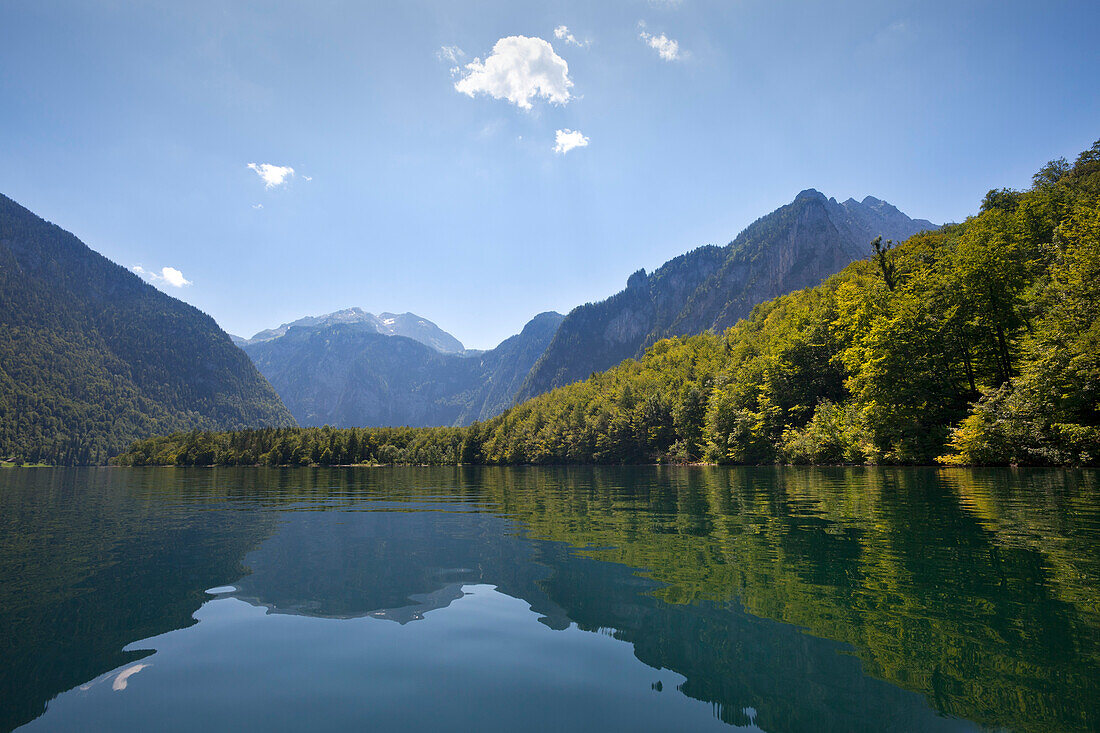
[0,466,1097,732]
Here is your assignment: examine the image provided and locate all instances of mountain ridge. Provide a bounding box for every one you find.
[237,190,935,428]
[515,190,937,401]
[0,193,296,464]
[240,311,564,427]
[242,307,465,354]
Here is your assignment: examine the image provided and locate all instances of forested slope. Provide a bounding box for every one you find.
[116,141,1099,467]
[0,195,295,464]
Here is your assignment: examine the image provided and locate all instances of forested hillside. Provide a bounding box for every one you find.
[117,141,1099,467]
[516,191,936,401]
[0,195,295,464]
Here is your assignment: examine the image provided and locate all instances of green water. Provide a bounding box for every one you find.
[0,467,1097,732]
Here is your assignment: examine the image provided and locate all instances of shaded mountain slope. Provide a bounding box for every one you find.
[242,312,563,427]
[0,194,295,464]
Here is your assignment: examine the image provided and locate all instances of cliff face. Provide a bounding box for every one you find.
[516,191,936,401]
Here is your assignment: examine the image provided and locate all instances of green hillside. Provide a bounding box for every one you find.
[116,141,1099,467]
[0,195,296,465]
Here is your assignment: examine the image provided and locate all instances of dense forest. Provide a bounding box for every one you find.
[115,141,1099,467]
[0,195,295,466]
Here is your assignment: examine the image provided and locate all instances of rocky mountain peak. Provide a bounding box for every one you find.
[795,188,827,202]
[243,309,464,354]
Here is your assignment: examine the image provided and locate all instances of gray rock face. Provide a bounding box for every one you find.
[458,311,566,422]
[241,312,563,427]
[515,191,936,402]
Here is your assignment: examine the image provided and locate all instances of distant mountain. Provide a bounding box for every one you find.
[516,190,936,401]
[242,308,464,354]
[0,194,295,464]
[237,190,933,428]
[459,311,565,422]
[241,312,563,427]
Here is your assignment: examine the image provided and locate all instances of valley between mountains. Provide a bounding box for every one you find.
[232,189,934,429]
[7,142,1099,467]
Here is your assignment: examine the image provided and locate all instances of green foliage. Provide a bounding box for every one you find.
[114,141,1100,467]
[942,148,1100,464]
[0,195,295,465]
[115,426,469,467]
[780,400,867,463]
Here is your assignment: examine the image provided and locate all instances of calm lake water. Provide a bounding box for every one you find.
[0,467,1097,732]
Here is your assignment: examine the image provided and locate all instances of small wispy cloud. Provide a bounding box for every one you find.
[437,45,465,64]
[112,664,150,692]
[303,175,312,181]
[554,25,589,48]
[247,162,295,188]
[437,46,466,77]
[553,128,589,154]
[454,36,573,110]
[639,27,681,61]
[133,265,192,288]
[252,203,263,209]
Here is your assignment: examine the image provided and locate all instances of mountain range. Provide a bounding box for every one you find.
[239,311,563,427]
[237,189,935,428]
[0,194,295,464]
[0,187,936,459]
[234,308,465,354]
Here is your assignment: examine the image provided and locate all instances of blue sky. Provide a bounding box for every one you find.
[2,1,1097,348]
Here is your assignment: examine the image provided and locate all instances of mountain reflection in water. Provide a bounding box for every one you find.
[0,466,1096,732]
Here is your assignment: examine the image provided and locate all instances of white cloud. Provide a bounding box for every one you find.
[252,203,263,209]
[133,265,192,288]
[247,162,295,188]
[437,45,466,77]
[112,664,150,692]
[554,25,588,48]
[455,36,573,110]
[640,30,680,61]
[437,45,465,64]
[553,128,589,154]
[303,175,312,181]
